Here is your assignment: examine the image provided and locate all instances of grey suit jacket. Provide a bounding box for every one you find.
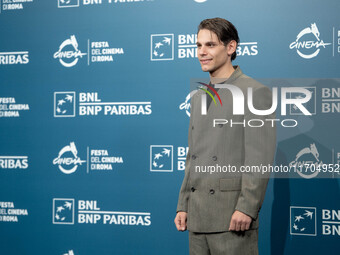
[177,66,276,233]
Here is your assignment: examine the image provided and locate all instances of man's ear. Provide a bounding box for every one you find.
[227,40,237,56]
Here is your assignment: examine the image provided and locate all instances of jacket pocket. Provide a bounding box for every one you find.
[219,178,242,191]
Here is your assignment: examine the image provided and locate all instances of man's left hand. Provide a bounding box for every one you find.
[229,210,252,231]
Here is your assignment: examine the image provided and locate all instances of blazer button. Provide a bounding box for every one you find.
[192,155,197,160]
[212,156,217,161]
[191,187,196,192]
[209,189,215,194]
[192,126,194,130]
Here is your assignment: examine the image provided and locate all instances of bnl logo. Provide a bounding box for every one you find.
[150,145,173,172]
[150,34,174,61]
[58,0,79,8]
[53,198,75,224]
[290,206,317,236]
[54,92,76,117]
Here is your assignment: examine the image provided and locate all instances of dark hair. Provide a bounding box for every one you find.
[198,18,239,61]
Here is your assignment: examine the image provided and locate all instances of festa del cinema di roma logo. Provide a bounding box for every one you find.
[289,143,323,179]
[53,142,86,174]
[62,251,74,255]
[53,35,87,67]
[289,23,331,59]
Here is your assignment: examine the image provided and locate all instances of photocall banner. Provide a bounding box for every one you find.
[1,0,340,254]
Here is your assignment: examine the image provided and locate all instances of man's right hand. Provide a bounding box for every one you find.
[174,212,187,231]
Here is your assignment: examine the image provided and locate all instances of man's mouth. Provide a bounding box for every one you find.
[200,59,212,65]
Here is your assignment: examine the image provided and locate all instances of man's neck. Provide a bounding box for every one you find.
[209,64,236,84]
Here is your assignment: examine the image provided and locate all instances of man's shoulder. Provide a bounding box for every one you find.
[236,73,269,91]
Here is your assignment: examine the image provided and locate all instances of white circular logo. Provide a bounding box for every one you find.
[289,143,322,179]
[53,142,86,174]
[289,23,331,59]
[53,35,87,67]
[179,90,198,117]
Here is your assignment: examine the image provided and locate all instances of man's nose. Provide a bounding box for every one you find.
[198,46,207,56]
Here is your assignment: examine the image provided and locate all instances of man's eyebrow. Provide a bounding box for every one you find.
[196,41,217,45]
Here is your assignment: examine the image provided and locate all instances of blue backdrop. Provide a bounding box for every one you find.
[1,0,340,254]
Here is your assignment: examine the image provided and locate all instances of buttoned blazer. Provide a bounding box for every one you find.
[176,66,276,233]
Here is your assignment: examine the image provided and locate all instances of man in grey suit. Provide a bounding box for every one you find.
[174,18,276,254]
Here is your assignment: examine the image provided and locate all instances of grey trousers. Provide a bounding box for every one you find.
[189,229,259,255]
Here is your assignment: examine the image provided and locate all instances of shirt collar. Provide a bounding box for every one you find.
[210,65,243,86]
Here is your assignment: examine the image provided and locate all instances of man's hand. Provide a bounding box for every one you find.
[174,212,187,231]
[229,210,252,231]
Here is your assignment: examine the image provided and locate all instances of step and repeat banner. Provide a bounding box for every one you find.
[1,0,340,254]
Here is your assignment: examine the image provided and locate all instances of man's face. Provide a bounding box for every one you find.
[197,29,234,77]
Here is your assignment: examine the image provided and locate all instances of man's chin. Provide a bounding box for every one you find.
[200,66,211,72]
